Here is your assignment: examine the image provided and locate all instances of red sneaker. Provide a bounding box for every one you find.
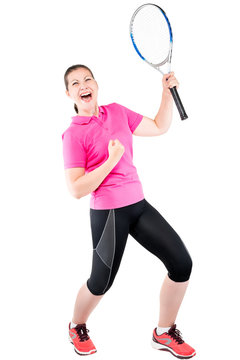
[68,322,97,356]
[151,324,196,359]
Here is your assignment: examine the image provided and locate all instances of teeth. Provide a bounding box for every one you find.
[81,92,91,97]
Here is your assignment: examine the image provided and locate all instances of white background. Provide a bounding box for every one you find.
[1,0,240,359]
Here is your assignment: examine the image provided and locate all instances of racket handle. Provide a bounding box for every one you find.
[170,86,188,120]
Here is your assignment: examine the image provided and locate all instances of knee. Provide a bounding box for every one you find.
[168,254,193,282]
[86,278,112,296]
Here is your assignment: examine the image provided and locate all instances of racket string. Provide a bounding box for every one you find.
[131,5,171,65]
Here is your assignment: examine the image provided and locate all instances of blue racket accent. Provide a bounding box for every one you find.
[130,32,145,60]
[159,7,173,42]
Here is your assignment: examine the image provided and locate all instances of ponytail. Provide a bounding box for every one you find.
[74,103,78,114]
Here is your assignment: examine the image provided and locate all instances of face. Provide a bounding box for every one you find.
[66,68,99,116]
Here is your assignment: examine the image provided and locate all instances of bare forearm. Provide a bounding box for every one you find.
[154,92,173,132]
[72,158,116,199]
[154,72,179,132]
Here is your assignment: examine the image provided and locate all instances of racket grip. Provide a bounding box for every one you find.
[170,86,188,120]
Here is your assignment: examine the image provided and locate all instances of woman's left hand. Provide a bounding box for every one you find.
[162,72,179,97]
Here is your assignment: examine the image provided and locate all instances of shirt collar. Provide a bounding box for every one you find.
[71,106,104,125]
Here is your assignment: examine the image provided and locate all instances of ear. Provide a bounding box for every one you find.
[65,89,71,98]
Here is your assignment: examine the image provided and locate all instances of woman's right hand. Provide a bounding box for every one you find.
[108,139,125,164]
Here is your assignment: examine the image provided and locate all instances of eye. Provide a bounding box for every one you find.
[85,78,92,81]
[72,82,78,86]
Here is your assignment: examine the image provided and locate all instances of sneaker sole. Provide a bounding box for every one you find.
[69,336,97,356]
[151,339,196,359]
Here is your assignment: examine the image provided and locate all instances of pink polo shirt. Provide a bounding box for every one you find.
[62,102,145,209]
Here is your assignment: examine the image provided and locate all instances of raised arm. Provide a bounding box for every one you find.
[133,72,179,137]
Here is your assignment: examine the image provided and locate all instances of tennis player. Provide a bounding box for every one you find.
[62,64,196,358]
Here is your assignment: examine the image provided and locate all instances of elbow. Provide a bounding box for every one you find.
[163,127,170,134]
[156,127,169,136]
[69,179,92,199]
[160,123,171,135]
[69,185,82,199]
[72,193,81,199]
[72,190,82,199]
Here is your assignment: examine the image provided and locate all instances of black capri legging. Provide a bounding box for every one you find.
[87,198,192,296]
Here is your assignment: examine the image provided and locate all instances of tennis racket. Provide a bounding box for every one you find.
[130,3,188,120]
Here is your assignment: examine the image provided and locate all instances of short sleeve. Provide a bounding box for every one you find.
[62,131,87,169]
[115,103,143,133]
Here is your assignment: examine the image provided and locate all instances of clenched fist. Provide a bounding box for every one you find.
[108,139,125,165]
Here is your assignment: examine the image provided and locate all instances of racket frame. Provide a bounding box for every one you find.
[129,3,188,120]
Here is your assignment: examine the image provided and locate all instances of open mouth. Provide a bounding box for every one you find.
[80,92,92,103]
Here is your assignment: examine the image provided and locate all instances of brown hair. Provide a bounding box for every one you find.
[64,64,95,114]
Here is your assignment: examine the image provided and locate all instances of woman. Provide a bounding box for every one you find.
[62,64,196,358]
